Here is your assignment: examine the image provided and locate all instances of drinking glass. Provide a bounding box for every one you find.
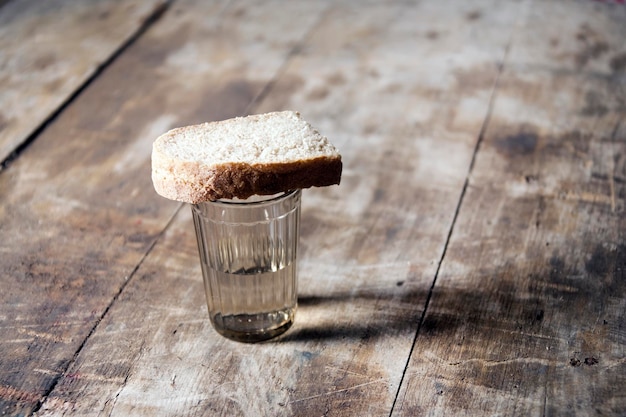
[191,190,301,342]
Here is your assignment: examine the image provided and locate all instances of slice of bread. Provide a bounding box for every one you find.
[151,111,342,203]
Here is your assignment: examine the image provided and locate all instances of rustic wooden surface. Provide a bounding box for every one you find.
[0,0,624,416]
[0,0,167,165]
[392,1,626,415]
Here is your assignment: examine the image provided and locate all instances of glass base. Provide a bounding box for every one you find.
[211,308,295,343]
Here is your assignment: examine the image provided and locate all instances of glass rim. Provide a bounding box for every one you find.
[195,189,300,208]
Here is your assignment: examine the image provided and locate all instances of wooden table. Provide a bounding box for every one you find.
[1,0,625,415]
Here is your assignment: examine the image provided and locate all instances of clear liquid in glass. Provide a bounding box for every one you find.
[204,263,296,342]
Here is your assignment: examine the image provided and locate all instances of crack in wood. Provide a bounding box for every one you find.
[286,377,389,405]
[0,0,171,172]
[447,357,550,367]
[391,15,512,417]
[388,1,533,414]
[29,202,182,415]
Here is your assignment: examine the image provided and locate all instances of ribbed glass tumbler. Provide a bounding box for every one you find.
[191,190,301,342]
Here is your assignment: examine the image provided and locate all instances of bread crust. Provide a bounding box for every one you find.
[151,113,342,203]
[153,155,342,203]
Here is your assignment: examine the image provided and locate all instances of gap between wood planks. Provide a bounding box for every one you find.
[387,2,529,413]
[0,0,170,172]
[25,2,174,413]
[29,0,329,412]
[30,203,183,415]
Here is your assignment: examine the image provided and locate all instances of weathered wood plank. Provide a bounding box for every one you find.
[392,2,626,414]
[35,0,521,415]
[507,0,626,75]
[0,0,167,165]
[0,0,325,414]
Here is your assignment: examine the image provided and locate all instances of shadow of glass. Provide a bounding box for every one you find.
[278,243,626,344]
[275,286,430,343]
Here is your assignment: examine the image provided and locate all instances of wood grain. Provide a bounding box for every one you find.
[392,1,626,415]
[0,0,167,165]
[507,0,626,75]
[33,0,520,415]
[2,0,621,415]
[0,0,326,414]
